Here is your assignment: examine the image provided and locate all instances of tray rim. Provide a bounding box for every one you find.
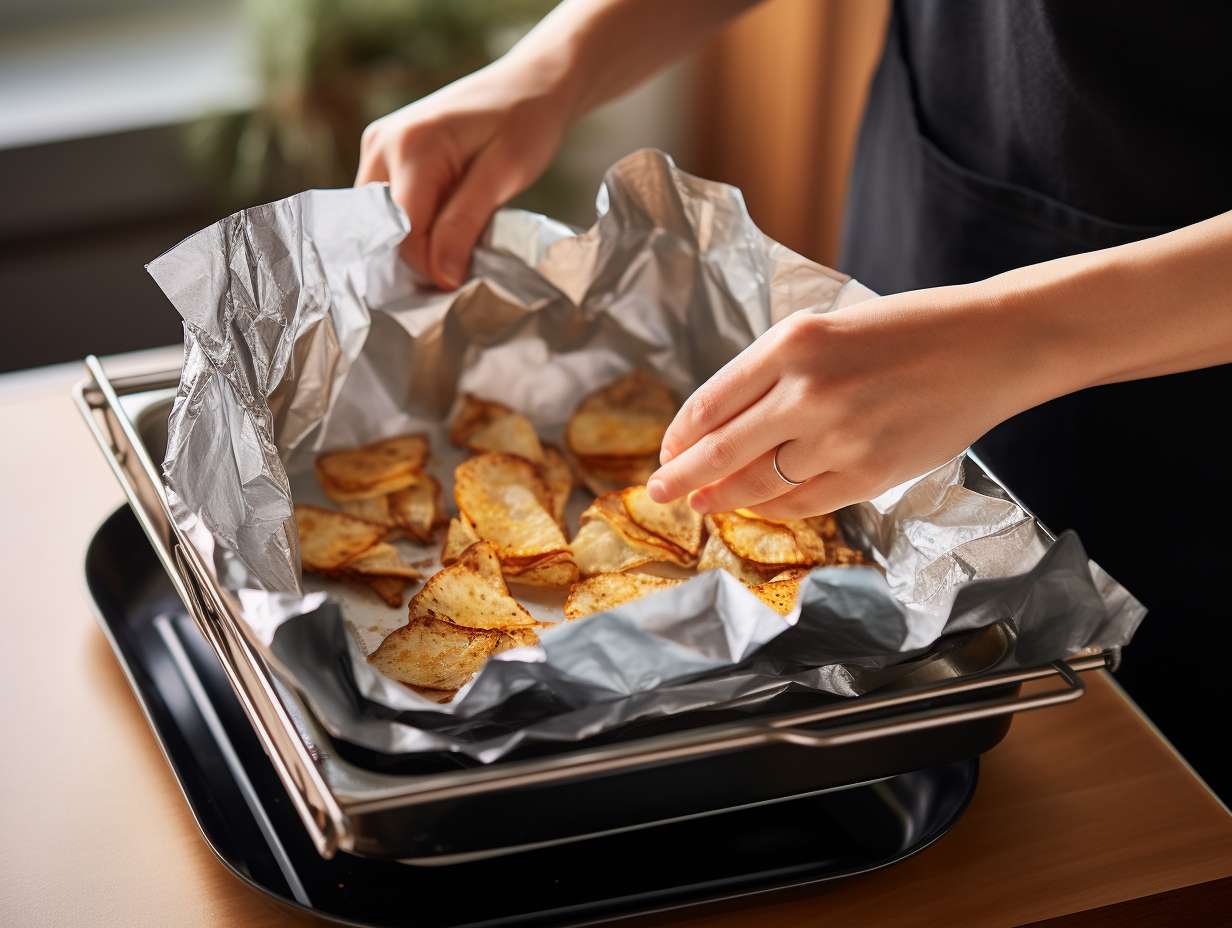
[73,355,1109,859]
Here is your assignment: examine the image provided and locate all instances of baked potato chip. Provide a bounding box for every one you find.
[358,574,412,608]
[340,495,393,526]
[466,411,544,464]
[368,616,532,691]
[319,468,422,502]
[409,540,538,631]
[581,494,693,567]
[540,444,574,524]
[805,513,842,544]
[711,511,826,567]
[563,572,684,620]
[697,520,770,586]
[566,371,676,458]
[454,453,565,560]
[569,519,658,576]
[574,453,658,498]
[389,474,444,542]
[621,485,704,556]
[344,542,422,580]
[749,568,810,616]
[295,505,386,572]
[449,394,513,447]
[316,433,429,497]
[441,515,480,566]
[505,550,580,588]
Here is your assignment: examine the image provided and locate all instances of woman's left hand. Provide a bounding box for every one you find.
[647,283,1061,519]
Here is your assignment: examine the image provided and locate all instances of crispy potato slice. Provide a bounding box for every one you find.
[368,616,531,690]
[340,495,393,526]
[540,444,573,524]
[569,518,659,576]
[441,515,480,566]
[575,453,658,498]
[344,542,422,580]
[805,513,842,544]
[621,485,704,556]
[566,371,676,458]
[466,412,544,464]
[563,572,684,620]
[749,568,811,616]
[315,433,429,496]
[828,543,873,567]
[711,511,826,567]
[581,494,693,567]
[409,540,538,630]
[358,574,411,608]
[454,453,566,560]
[295,504,386,572]
[449,394,513,447]
[505,550,580,588]
[389,474,443,542]
[319,468,421,502]
[697,521,769,586]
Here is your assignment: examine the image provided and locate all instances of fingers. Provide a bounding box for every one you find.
[745,470,868,522]
[685,448,792,515]
[648,384,796,504]
[658,331,783,466]
[428,140,524,290]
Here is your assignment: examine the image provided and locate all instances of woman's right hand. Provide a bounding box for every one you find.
[355,54,577,290]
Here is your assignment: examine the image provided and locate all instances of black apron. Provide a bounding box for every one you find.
[841,3,1232,798]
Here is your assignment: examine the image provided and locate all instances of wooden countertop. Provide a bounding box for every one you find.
[2,350,1230,927]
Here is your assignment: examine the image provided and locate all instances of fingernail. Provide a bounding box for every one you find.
[659,446,675,465]
[439,254,466,290]
[647,478,668,503]
[688,491,709,515]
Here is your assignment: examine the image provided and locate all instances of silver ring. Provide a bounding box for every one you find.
[772,443,807,487]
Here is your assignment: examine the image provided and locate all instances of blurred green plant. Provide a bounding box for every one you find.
[186,0,555,210]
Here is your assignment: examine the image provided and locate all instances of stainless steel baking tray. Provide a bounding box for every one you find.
[75,355,1108,862]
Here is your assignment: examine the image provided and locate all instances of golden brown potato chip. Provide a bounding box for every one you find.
[621,485,704,556]
[368,616,531,690]
[828,544,873,567]
[504,550,580,588]
[466,412,544,464]
[711,511,826,568]
[805,513,842,544]
[569,519,659,576]
[454,453,566,561]
[566,371,676,459]
[340,495,393,526]
[540,444,574,524]
[440,516,480,566]
[563,572,684,620]
[409,540,539,631]
[449,394,513,447]
[343,542,422,580]
[357,574,411,608]
[389,474,443,542]
[295,504,386,572]
[319,468,421,502]
[574,453,658,498]
[581,494,693,567]
[696,525,770,586]
[315,433,429,497]
[749,568,810,616]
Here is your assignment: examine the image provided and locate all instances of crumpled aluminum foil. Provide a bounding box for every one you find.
[148,149,1145,762]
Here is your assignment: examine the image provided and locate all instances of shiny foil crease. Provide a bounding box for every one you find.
[148,149,1145,761]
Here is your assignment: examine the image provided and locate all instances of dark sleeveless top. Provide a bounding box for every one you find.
[840,1,1232,797]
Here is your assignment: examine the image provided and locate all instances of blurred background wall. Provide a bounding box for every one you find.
[0,0,887,373]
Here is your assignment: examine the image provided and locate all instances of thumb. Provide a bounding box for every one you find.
[428,142,526,290]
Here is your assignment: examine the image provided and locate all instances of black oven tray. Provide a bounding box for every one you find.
[86,503,979,926]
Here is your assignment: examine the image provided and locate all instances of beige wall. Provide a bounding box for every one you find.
[693,0,889,268]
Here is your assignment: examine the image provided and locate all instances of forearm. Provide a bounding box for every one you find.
[507,0,763,118]
[980,210,1232,407]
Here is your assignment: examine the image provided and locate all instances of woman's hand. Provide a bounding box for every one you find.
[647,283,1062,519]
[356,54,576,290]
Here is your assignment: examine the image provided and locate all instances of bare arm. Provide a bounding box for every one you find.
[648,210,1232,518]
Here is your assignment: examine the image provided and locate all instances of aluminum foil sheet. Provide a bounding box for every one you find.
[148,149,1145,761]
